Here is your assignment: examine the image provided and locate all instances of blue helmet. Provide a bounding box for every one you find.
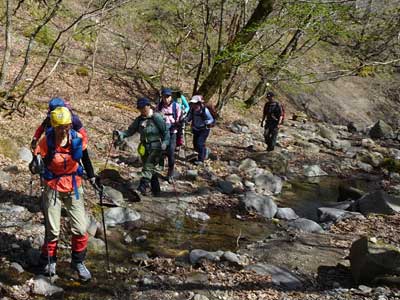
[48,97,65,111]
[137,97,150,109]
[161,88,172,96]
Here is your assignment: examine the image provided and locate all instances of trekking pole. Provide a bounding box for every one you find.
[98,185,111,272]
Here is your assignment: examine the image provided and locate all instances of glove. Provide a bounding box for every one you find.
[89,176,103,192]
[161,143,167,151]
[30,138,38,150]
[113,130,122,141]
[29,154,44,175]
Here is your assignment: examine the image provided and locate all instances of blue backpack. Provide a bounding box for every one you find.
[43,128,83,199]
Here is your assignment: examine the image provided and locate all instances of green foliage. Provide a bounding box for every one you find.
[23,25,57,47]
[76,66,90,77]
[358,66,376,77]
[380,158,400,174]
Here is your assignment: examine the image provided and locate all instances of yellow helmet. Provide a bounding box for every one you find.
[50,106,72,127]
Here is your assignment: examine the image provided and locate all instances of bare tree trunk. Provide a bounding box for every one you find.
[87,4,108,93]
[197,0,275,101]
[2,0,62,108]
[0,0,11,88]
[193,0,211,95]
[244,10,313,106]
[17,0,118,111]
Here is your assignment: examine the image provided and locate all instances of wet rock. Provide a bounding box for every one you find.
[19,147,33,162]
[369,120,393,139]
[104,207,141,226]
[230,120,250,134]
[88,237,106,254]
[358,285,372,293]
[338,185,365,202]
[318,124,337,142]
[253,173,282,195]
[275,207,299,220]
[245,263,303,289]
[240,192,277,219]
[189,249,224,265]
[317,207,365,223]
[295,139,321,154]
[249,151,289,175]
[193,294,209,300]
[10,262,24,273]
[303,165,328,177]
[288,218,324,233]
[356,191,400,215]
[222,251,241,265]
[217,180,234,194]
[238,158,257,174]
[356,161,374,172]
[30,275,63,296]
[357,150,383,167]
[350,236,400,284]
[186,170,198,180]
[186,210,210,221]
[225,174,242,185]
[103,185,125,206]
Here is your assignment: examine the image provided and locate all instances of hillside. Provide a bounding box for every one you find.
[0,1,400,299]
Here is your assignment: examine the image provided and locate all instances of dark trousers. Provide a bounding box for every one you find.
[264,124,279,151]
[159,132,176,176]
[193,128,210,161]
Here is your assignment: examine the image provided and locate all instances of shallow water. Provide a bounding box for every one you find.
[277,175,380,220]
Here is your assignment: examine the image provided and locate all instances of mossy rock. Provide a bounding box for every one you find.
[0,138,20,160]
[76,66,90,77]
[381,158,400,174]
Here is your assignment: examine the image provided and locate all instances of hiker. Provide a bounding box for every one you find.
[30,97,87,149]
[32,106,97,281]
[156,88,182,182]
[260,92,282,151]
[173,90,189,150]
[114,97,170,195]
[30,98,95,178]
[186,95,214,165]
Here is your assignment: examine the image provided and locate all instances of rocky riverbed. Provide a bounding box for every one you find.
[0,108,400,300]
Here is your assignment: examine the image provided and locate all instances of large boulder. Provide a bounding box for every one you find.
[356,191,400,216]
[275,207,299,220]
[240,192,277,219]
[249,152,289,175]
[104,207,141,226]
[349,236,400,284]
[317,207,365,223]
[303,165,328,177]
[253,173,283,195]
[288,218,324,233]
[369,120,393,139]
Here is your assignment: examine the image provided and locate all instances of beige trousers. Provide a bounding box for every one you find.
[43,185,87,242]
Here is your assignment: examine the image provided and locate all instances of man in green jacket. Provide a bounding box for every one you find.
[114,97,170,196]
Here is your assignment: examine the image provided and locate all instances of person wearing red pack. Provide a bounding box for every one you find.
[31,97,88,150]
[33,106,97,281]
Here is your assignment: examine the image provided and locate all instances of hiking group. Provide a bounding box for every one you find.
[28,88,282,281]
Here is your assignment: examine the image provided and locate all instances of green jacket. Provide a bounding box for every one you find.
[122,112,170,149]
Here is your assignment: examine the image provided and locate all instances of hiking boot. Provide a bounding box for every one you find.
[39,262,56,276]
[137,178,151,195]
[150,175,161,196]
[193,160,203,166]
[38,255,56,276]
[71,261,92,281]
